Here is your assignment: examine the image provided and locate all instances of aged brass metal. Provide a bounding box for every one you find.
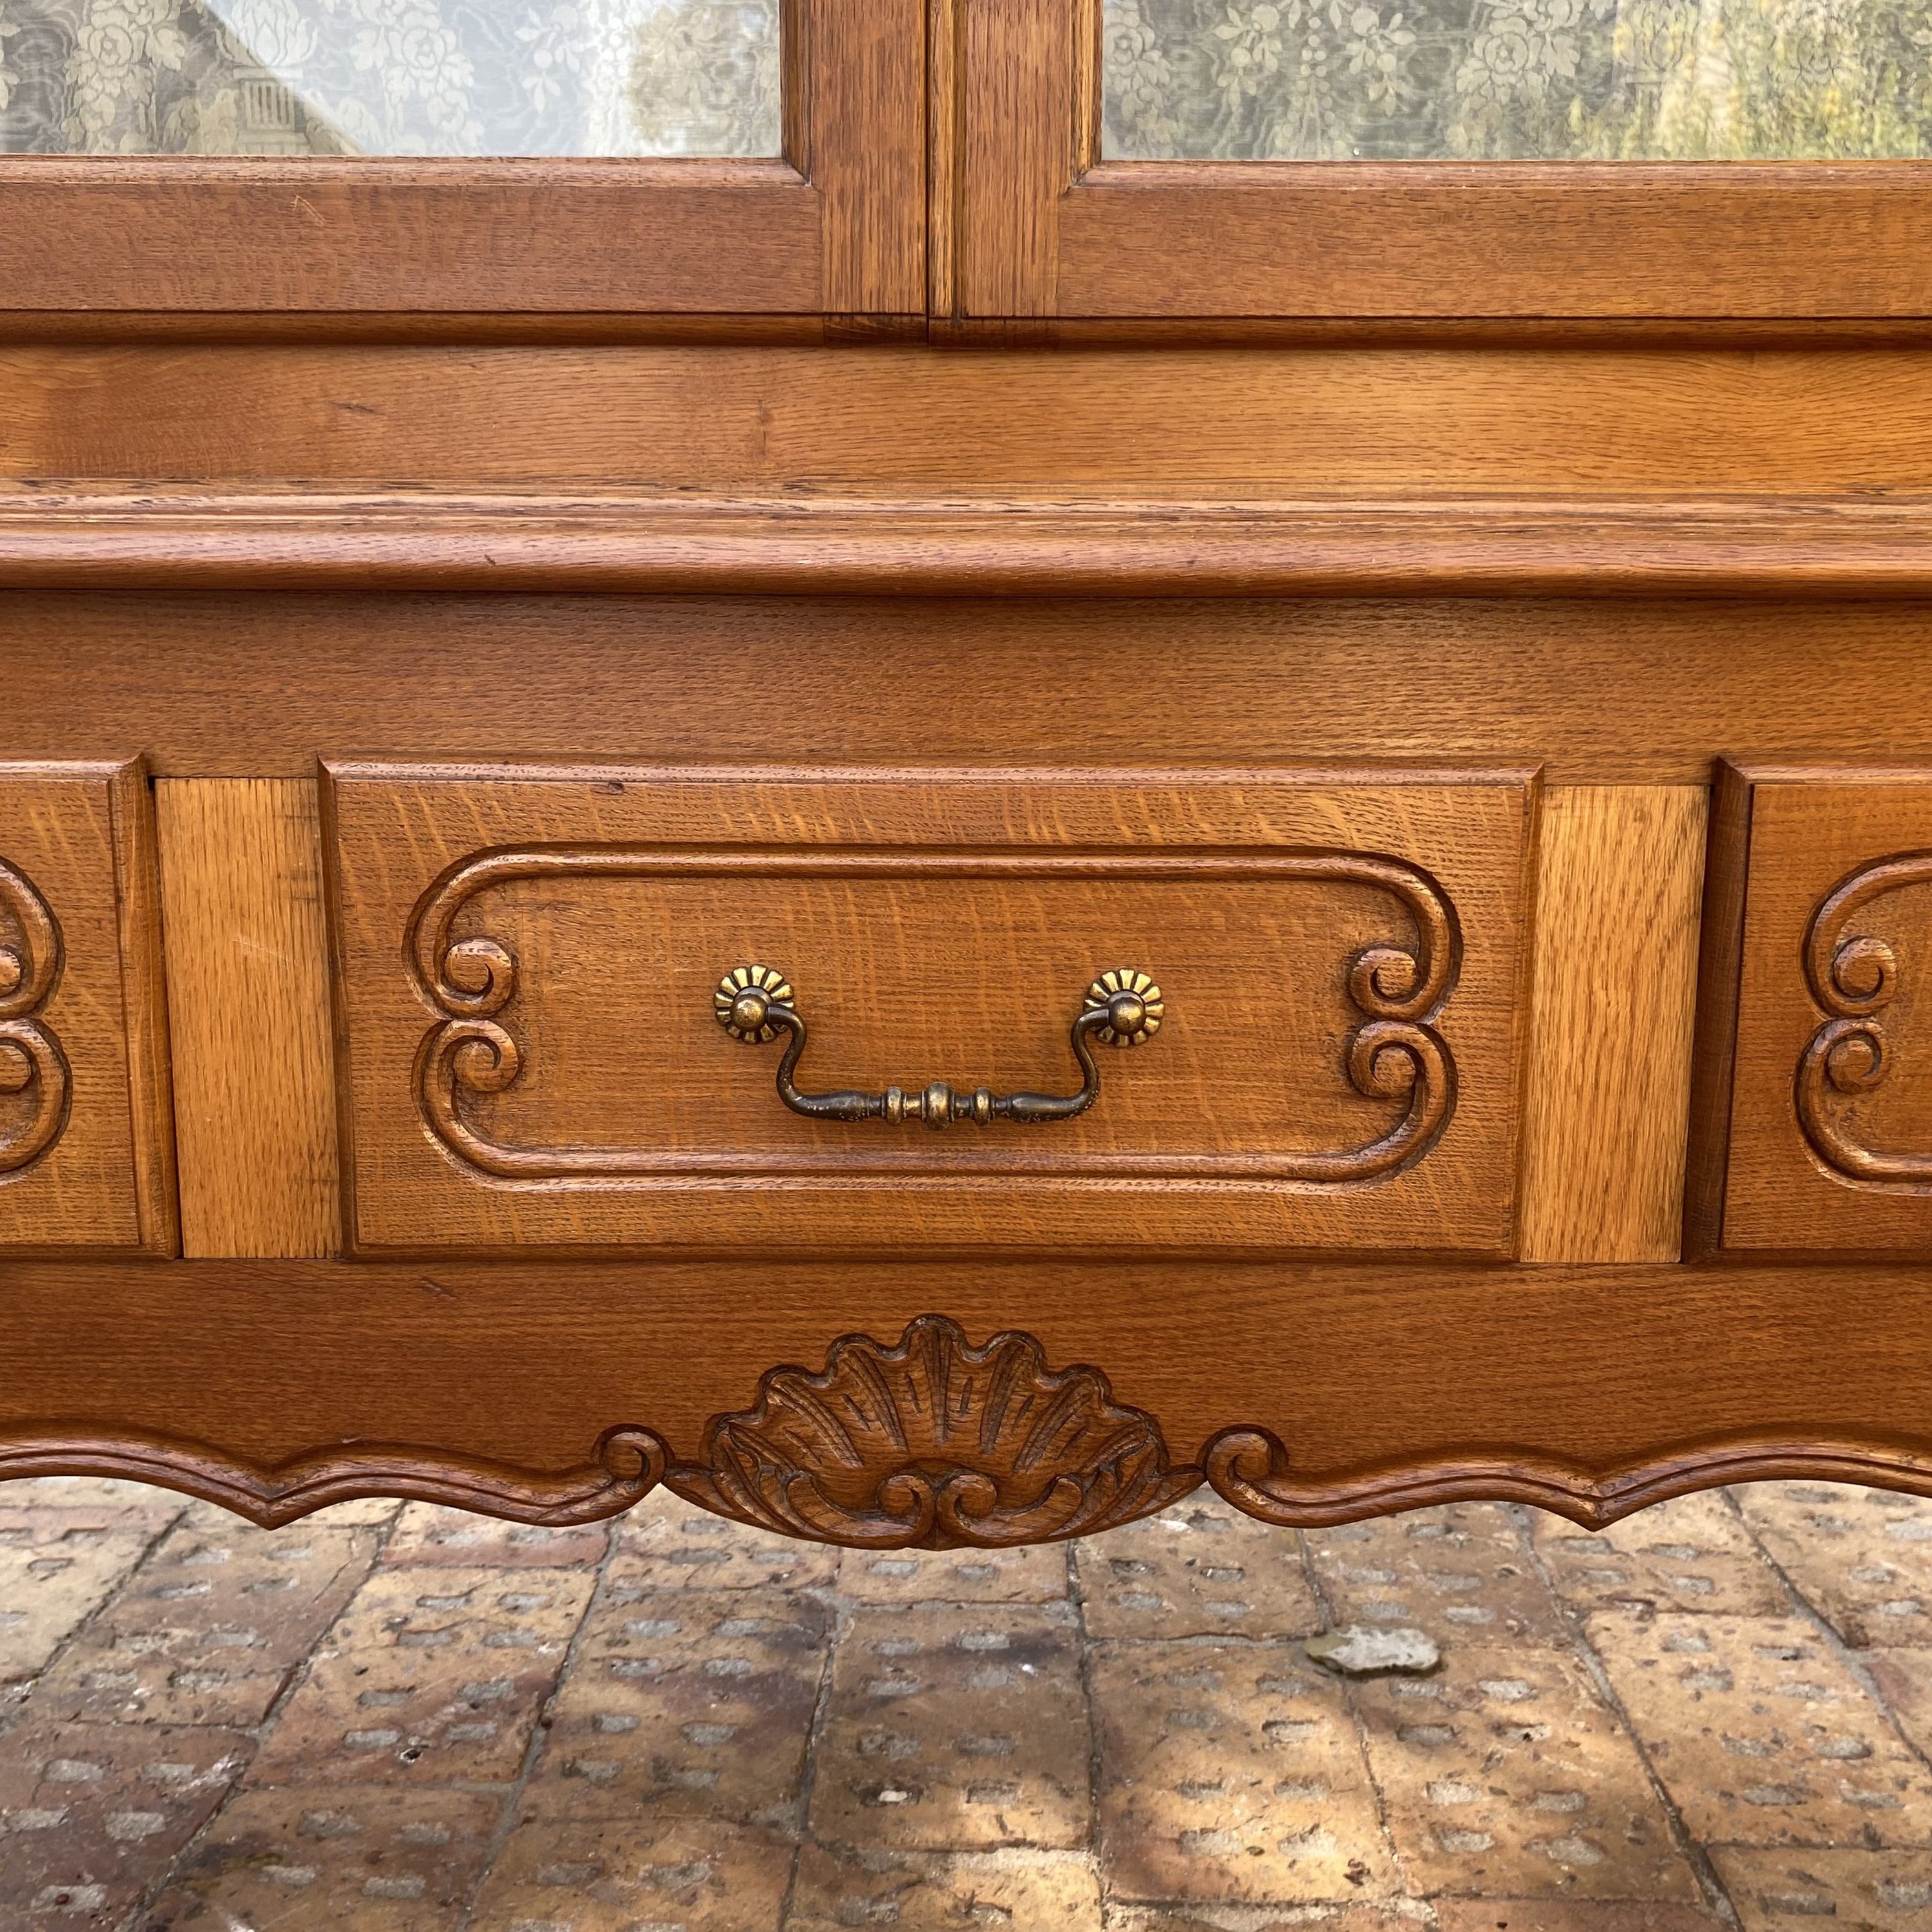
[713,965,1163,1129]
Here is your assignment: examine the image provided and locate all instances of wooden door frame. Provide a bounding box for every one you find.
[0,0,925,320]
[938,0,1932,321]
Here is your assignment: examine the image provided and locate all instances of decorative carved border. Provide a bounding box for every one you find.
[12,1318,1932,1541]
[0,1424,667,1530]
[0,856,70,1177]
[406,844,1459,1186]
[666,1314,1201,1548]
[1796,850,1932,1184]
[13,1400,1932,1543]
[1202,1426,1932,1531]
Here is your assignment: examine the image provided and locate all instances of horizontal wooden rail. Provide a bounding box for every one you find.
[6,492,1932,596]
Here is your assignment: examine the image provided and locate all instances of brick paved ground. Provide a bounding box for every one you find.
[3,1478,1932,1929]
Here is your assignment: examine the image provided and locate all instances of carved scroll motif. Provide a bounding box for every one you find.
[1796,852,1932,1184]
[667,1314,1202,1549]
[16,1405,1932,1543]
[406,845,1460,1184]
[1202,1423,1932,1533]
[0,857,68,1177]
[0,1423,667,1531]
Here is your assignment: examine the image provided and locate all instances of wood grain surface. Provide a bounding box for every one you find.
[3,6,1929,1543]
[954,0,1932,319]
[2,1255,1932,1525]
[326,764,1534,1254]
[6,596,1932,788]
[0,161,823,315]
[9,346,1932,495]
[1721,772,1932,1253]
[156,780,341,1259]
[0,0,925,317]
[1049,165,1932,320]
[808,0,927,313]
[14,494,1932,598]
[0,759,174,1255]
[113,758,179,1257]
[1519,786,1707,1264]
[957,0,1072,318]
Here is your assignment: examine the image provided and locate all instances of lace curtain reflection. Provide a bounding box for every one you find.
[1106,0,1932,155]
[0,0,779,152]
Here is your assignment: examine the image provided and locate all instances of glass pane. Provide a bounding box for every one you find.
[1104,0,1932,156]
[0,0,779,154]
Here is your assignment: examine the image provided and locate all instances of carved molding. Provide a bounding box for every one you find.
[0,1424,667,1530]
[408,844,1459,1184]
[1796,850,1932,1184]
[14,1403,1932,1544]
[15,491,1932,598]
[666,1314,1202,1549]
[0,857,69,1177]
[16,1355,1932,1540]
[1202,1425,1932,1531]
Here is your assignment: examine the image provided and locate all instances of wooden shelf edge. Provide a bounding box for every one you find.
[5,493,1932,596]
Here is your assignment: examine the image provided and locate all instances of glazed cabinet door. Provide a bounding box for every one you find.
[945,0,1932,319]
[0,0,923,318]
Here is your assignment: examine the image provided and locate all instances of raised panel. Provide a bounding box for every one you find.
[325,763,1537,1254]
[0,759,174,1255]
[1716,770,1932,1252]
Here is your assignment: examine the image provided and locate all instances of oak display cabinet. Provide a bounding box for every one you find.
[3,0,1932,1549]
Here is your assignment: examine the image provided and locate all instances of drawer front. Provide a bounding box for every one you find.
[0,761,174,1254]
[1714,768,1932,1252]
[327,763,1536,1254]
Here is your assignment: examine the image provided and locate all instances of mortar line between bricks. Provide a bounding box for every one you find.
[31,1495,199,1932]
[1066,1534,1109,1924]
[1719,1483,1932,1785]
[1298,1523,1339,1634]
[1330,1528,1426,1921]
[778,1569,850,1929]
[1520,1496,1743,1929]
[452,1507,625,1932]
[115,1496,406,1932]
[3,1487,191,1753]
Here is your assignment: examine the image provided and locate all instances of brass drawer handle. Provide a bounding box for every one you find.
[716,965,1162,1128]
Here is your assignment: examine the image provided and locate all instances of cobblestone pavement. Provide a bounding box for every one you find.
[5,1479,1932,1929]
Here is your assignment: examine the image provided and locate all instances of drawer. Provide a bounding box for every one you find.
[1705,766,1932,1252]
[0,760,174,1254]
[326,762,1537,1254]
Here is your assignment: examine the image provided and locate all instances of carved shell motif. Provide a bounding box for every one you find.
[669,1315,1202,1549]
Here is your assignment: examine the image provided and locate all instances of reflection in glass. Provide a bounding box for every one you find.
[1105,0,1932,156]
[0,0,779,154]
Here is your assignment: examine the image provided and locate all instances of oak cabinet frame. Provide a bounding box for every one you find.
[0,0,925,319]
[940,0,1932,320]
[6,2,1932,1547]
[3,0,1929,326]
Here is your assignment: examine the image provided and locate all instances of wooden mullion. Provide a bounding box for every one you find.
[807,0,927,313]
[960,0,1074,317]
[927,0,966,320]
